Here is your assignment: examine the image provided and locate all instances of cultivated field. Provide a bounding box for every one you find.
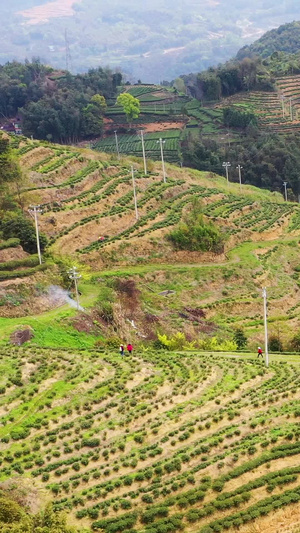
[1,347,300,532]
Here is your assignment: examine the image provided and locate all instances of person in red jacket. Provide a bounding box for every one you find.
[257,346,263,358]
[127,343,133,355]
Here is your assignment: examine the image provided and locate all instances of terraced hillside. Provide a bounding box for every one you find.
[2,346,300,533]
[4,134,300,531]
[2,134,300,348]
[14,134,300,262]
[95,85,189,163]
[94,78,300,164]
[214,75,300,136]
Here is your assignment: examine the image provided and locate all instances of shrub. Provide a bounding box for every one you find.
[290,331,300,351]
[233,328,247,349]
[0,497,24,523]
[166,202,224,253]
[269,336,283,352]
[81,438,100,448]
[1,214,47,254]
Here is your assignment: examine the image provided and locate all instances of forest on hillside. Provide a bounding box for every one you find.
[182,133,300,199]
[237,20,300,60]
[0,61,121,143]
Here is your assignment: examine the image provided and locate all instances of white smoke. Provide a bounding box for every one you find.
[48,285,84,311]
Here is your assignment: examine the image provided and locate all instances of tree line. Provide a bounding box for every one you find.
[182,132,300,198]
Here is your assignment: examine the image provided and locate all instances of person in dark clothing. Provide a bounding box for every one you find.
[119,344,124,357]
[127,343,133,355]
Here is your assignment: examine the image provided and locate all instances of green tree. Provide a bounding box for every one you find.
[82,94,106,137]
[173,78,185,93]
[1,214,47,254]
[0,499,85,532]
[117,93,140,125]
[233,328,248,349]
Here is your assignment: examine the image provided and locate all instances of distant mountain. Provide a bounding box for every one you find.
[2,0,300,82]
[237,20,300,60]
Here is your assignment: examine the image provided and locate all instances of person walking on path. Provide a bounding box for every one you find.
[257,346,263,358]
[119,344,124,357]
[127,343,133,355]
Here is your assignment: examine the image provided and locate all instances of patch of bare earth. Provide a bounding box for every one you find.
[18,0,82,25]
[20,147,54,169]
[0,246,28,263]
[28,159,87,190]
[54,211,137,254]
[236,504,300,533]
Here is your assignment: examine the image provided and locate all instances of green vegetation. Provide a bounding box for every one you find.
[182,132,300,197]
[94,130,181,163]
[223,107,258,129]
[0,345,299,531]
[0,498,82,532]
[0,60,120,143]
[166,203,224,253]
[117,93,141,124]
[233,328,248,350]
[1,215,47,254]
[237,21,300,61]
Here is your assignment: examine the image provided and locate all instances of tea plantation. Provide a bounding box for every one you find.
[1,346,300,532]
[3,127,300,533]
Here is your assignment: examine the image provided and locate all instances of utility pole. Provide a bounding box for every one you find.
[64,28,72,71]
[28,205,42,265]
[262,287,269,368]
[222,161,231,185]
[131,165,139,220]
[140,130,147,175]
[283,181,288,201]
[236,164,243,193]
[290,97,293,121]
[281,95,286,119]
[114,130,120,159]
[68,266,82,311]
[157,138,166,183]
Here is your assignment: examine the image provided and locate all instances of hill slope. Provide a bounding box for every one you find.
[1,134,300,351]
[2,136,300,532]
[237,20,300,60]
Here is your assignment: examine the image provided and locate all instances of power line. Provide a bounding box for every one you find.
[283,181,288,201]
[236,164,243,193]
[114,130,120,159]
[139,130,147,175]
[222,161,231,185]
